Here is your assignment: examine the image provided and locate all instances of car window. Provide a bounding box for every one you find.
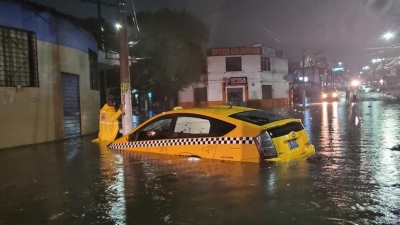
[173,115,236,138]
[229,110,286,126]
[174,117,211,135]
[129,118,173,141]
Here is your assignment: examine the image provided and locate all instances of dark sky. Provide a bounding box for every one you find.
[29,0,400,73]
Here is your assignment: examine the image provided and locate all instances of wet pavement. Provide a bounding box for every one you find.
[1,94,400,225]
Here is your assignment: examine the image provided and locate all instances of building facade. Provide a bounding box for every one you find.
[178,45,290,109]
[0,0,100,149]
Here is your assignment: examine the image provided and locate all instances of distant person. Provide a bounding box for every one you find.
[352,89,358,102]
[345,89,350,103]
[93,98,124,142]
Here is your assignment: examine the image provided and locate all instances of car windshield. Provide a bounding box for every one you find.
[322,87,337,92]
[229,110,286,126]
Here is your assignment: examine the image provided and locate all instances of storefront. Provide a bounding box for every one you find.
[223,77,248,106]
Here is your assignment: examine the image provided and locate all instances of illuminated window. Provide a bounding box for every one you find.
[299,77,309,82]
[0,26,38,87]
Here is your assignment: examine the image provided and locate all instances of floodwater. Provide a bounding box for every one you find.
[1,98,400,225]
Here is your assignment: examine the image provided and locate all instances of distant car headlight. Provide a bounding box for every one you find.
[332,93,338,97]
[322,93,327,98]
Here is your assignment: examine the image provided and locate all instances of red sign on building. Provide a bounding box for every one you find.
[228,77,248,85]
[208,47,262,56]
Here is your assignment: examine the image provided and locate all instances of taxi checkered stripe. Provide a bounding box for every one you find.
[108,137,255,149]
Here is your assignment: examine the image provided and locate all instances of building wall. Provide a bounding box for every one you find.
[207,55,261,73]
[0,1,99,149]
[272,58,288,73]
[242,55,261,72]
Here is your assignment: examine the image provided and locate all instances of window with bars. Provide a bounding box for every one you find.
[0,26,38,87]
[261,57,271,71]
[89,49,99,90]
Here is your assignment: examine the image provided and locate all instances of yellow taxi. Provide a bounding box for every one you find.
[108,106,315,163]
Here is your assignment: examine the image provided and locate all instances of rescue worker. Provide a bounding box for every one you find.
[92,98,124,142]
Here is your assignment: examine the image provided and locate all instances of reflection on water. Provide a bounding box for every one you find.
[1,101,400,225]
[99,144,126,224]
[118,152,316,224]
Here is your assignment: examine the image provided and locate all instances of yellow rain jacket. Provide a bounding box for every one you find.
[92,104,122,142]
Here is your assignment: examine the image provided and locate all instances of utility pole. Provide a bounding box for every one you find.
[117,0,133,134]
[97,0,102,19]
[302,48,306,107]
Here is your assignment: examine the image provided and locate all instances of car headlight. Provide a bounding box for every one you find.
[332,93,338,97]
[322,93,327,98]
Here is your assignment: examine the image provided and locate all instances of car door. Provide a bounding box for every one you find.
[170,115,216,158]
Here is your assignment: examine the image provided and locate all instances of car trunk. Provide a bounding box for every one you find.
[261,120,310,160]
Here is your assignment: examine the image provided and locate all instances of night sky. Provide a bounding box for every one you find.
[29,0,400,72]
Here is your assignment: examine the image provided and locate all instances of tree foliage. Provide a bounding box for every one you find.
[129,9,209,103]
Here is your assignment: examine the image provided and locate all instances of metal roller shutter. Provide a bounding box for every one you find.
[62,74,81,139]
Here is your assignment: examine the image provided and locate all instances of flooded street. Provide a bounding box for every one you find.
[1,98,400,225]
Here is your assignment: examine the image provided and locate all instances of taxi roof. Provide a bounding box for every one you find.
[172,105,254,117]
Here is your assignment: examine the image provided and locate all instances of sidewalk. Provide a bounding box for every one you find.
[379,88,400,99]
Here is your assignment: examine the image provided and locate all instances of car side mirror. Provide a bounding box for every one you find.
[127,133,137,141]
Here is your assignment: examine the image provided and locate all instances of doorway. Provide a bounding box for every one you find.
[226,86,245,103]
[62,74,81,139]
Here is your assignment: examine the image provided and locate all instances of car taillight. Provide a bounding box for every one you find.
[254,131,278,158]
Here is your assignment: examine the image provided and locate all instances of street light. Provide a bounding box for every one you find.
[115,23,122,29]
[338,62,342,66]
[382,32,395,40]
[351,80,360,86]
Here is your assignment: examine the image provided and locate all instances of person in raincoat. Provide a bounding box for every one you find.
[92,98,123,142]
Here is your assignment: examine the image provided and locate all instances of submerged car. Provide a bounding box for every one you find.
[108,106,315,163]
[319,86,339,102]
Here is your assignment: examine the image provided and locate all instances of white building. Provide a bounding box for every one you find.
[178,45,290,109]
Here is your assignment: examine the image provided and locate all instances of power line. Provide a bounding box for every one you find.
[245,16,282,43]
[197,0,250,18]
[196,0,283,44]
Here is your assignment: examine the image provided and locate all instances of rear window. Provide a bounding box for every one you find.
[229,110,286,126]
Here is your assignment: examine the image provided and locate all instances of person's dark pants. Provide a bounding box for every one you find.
[353,95,357,102]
